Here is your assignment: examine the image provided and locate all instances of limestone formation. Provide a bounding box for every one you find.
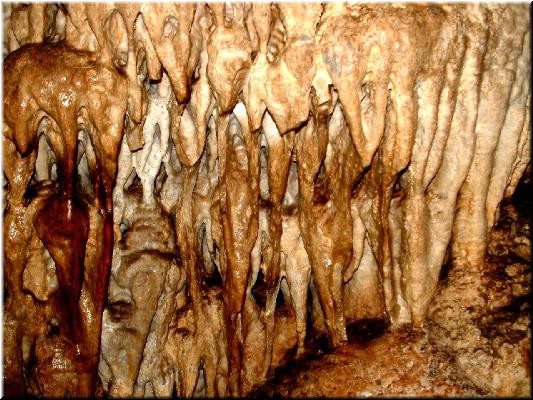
[2,3,530,398]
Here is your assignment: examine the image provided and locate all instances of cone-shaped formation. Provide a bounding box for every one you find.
[2,3,530,397]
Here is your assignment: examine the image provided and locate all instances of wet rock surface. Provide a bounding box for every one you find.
[253,172,531,398]
[429,170,531,397]
[255,328,484,398]
[2,3,530,398]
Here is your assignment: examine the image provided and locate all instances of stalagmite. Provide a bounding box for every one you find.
[2,2,530,398]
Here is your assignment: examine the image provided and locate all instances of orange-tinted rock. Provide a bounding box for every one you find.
[2,3,530,398]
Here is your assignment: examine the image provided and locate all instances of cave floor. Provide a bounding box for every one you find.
[254,328,485,398]
[254,172,531,398]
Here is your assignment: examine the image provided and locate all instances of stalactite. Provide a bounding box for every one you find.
[2,2,530,398]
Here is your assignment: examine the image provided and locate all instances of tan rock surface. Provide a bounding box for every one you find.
[257,329,485,398]
[2,3,530,398]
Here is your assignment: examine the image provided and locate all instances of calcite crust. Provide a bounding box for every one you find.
[2,2,530,397]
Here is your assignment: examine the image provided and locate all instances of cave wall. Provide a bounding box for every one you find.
[2,2,530,397]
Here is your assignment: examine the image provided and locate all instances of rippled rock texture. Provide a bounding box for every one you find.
[2,3,530,398]
[255,171,531,398]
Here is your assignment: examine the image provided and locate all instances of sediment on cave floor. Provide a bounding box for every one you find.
[2,2,531,398]
[255,171,531,397]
